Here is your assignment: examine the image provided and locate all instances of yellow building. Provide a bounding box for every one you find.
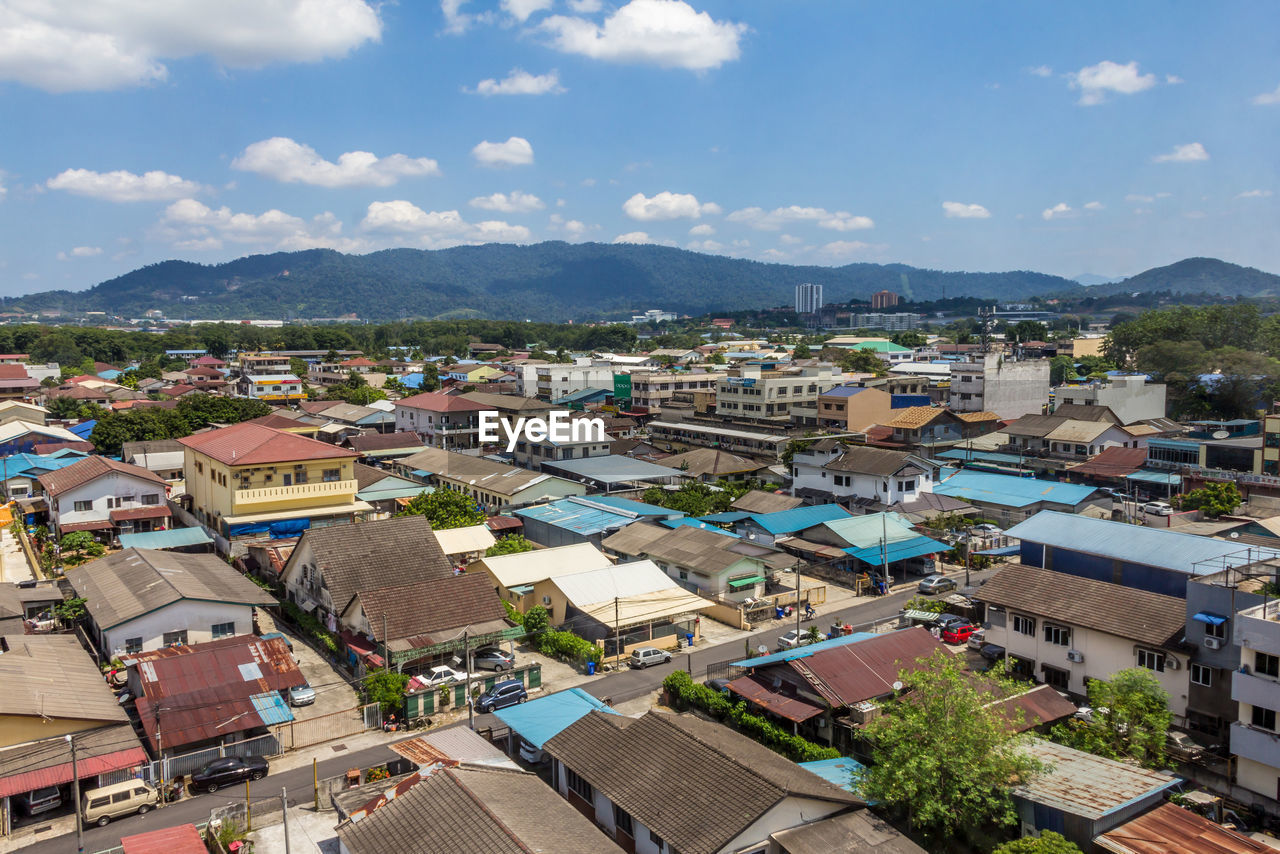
[178,422,370,545]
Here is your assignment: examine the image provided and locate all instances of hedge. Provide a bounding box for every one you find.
[663,671,840,762]
[535,629,602,665]
[280,600,339,655]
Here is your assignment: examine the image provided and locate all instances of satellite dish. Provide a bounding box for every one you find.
[1231,532,1240,539]
[892,681,904,692]
[1212,430,1231,440]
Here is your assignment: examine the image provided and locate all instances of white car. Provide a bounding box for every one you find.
[1142,501,1174,516]
[776,630,821,651]
[970,523,1002,536]
[420,665,467,688]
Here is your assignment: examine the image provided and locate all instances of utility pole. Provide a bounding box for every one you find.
[794,559,801,642]
[68,734,83,854]
[281,787,291,854]
[614,596,620,666]
[464,629,473,730]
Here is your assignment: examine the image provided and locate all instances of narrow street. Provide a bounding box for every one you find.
[18,565,993,854]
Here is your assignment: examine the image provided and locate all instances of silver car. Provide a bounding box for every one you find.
[288,683,316,707]
[917,575,957,595]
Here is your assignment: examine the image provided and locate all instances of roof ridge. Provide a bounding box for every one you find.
[650,712,789,797]
[446,768,537,854]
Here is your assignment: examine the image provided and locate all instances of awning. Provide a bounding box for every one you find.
[728,575,766,589]
[975,544,1021,556]
[1193,612,1228,626]
[902,609,942,623]
[109,505,172,523]
[0,745,148,798]
[726,676,825,723]
[222,501,373,525]
[59,520,114,533]
[409,469,433,478]
[845,535,946,565]
[1126,471,1182,486]
[119,528,213,550]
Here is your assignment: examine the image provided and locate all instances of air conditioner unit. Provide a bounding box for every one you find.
[1205,637,1223,650]
[1066,650,1084,664]
[1166,656,1180,671]
[542,595,552,606]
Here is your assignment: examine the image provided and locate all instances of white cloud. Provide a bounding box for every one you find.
[820,240,874,258]
[726,205,873,231]
[623,191,720,221]
[1252,83,1280,105]
[941,201,990,219]
[472,137,535,168]
[441,0,494,34]
[1125,194,1154,203]
[157,198,361,252]
[468,191,545,213]
[57,246,103,261]
[614,231,654,244]
[1165,74,1184,84]
[1083,201,1104,210]
[1026,65,1053,77]
[231,137,439,188]
[1153,142,1209,163]
[567,0,602,10]
[0,0,381,93]
[501,0,553,22]
[779,234,803,245]
[359,200,530,248]
[540,0,747,71]
[467,68,565,96]
[1041,202,1073,220]
[46,168,203,202]
[1237,189,1273,199]
[686,239,724,252]
[1069,60,1158,106]
[688,223,715,236]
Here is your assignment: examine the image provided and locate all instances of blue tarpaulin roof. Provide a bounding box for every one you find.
[935,469,1100,509]
[1126,471,1182,485]
[798,757,873,801]
[119,528,213,550]
[69,421,95,439]
[249,691,294,726]
[658,518,740,537]
[493,687,619,748]
[975,544,1021,556]
[845,535,946,565]
[729,630,881,668]
[1193,612,1227,626]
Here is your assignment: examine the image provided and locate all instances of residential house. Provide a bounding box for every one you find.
[602,523,790,601]
[0,580,64,634]
[0,365,39,401]
[121,438,186,481]
[949,353,1050,420]
[0,449,86,501]
[433,524,496,565]
[656,448,762,482]
[1227,598,1280,808]
[471,542,612,611]
[178,422,366,549]
[736,503,853,546]
[543,709,862,854]
[797,385,896,432]
[978,564,1190,714]
[513,495,685,548]
[126,635,303,755]
[336,763,622,854]
[182,366,228,392]
[398,447,587,512]
[715,364,843,423]
[300,400,396,433]
[394,392,488,451]
[344,431,425,463]
[39,455,170,540]
[798,513,948,580]
[66,548,276,657]
[730,490,803,514]
[1011,739,1177,849]
[237,373,305,401]
[1053,374,1167,424]
[0,401,48,426]
[791,441,939,506]
[0,420,84,456]
[933,469,1107,526]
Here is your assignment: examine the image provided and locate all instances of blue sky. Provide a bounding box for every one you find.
[0,0,1277,298]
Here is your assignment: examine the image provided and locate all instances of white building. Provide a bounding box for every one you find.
[518,363,616,401]
[1054,374,1167,424]
[790,440,939,504]
[38,456,170,540]
[715,364,843,423]
[795,283,824,314]
[1231,600,1280,803]
[950,353,1050,420]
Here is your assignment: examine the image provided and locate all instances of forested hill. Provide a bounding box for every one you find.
[6,243,1080,322]
[1081,257,1280,298]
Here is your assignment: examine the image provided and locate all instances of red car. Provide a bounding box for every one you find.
[941,622,977,645]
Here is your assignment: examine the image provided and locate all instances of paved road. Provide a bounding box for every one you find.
[25,565,993,853]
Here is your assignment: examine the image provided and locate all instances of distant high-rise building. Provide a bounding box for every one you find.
[871,290,900,309]
[795,283,824,314]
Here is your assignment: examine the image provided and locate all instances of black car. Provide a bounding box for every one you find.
[190,756,269,793]
[472,646,515,672]
[475,679,528,713]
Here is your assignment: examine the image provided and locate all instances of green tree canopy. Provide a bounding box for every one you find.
[363,669,410,716]
[836,348,888,376]
[522,604,550,637]
[397,490,485,529]
[792,342,812,359]
[993,831,1083,854]
[858,651,1045,846]
[1175,482,1242,518]
[485,534,535,556]
[1050,668,1172,768]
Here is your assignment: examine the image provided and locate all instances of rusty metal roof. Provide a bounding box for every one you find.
[121,823,208,854]
[726,675,825,723]
[130,635,303,701]
[1015,739,1177,820]
[986,684,1077,733]
[787,627,948,707]
[1095,802,1273,854]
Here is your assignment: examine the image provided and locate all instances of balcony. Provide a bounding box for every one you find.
[1232,669,1280,709]
[1236,601,1280,654]
[1231,720,1280,769]
[234,479,356,508]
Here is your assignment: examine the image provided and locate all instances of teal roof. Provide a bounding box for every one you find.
[119,528,214,550]
[493,687,619,748]
[846,535,947,564]
[357,475,433,502]
[935,470,1101,509]
[658,518,740,537]
[799,757,871,799]
[747,504,851,535]
[855,340,911,353]
[250,691,294,726]
[821,512,921,549]
[729,630,881,667]
[586,495,685,518]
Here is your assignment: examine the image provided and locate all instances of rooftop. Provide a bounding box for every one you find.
[1014,739,1177,820]
[547,560,712,626]
[36,454,165,496]
[746,503,852,535]
[935,469,1100,508]
[493,687,620,749]
[178,422,358,466]
[1093,801,1273,854]
[514,496,671,536]
[0,634,128,724]
[396,392,487,412]
[825,445,931,477]
[401,447,565,497]
[657,447,760,478]
[351,572,506,646]
[542,454,682,484]
[475,542,611,588]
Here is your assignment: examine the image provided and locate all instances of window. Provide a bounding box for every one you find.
[212,622,236,639]
[1012,614,1035,636]
[649,830,665,848]
[73,500,92,512]
[124,637,142,654]
[163,630,188,647]
[1253,705,1277,731]
[1258,652,1280,678]
[565,768,593,801]
[1041,666,1069,691]
[1191,663,1213,687]
[141,493,160,506]
[111,791,132,804]
[323,469,342,482]
[613,805,634,836]
[1043,624,1071,647]
[1205,620,1228,640]
[1137,648,1165,672]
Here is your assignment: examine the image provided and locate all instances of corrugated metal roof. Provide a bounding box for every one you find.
[726,675,825,722]
[121,823,208,854]
[1094,801,1274,854]
[514,498,636,536]
[1015,739,1177,820]
[729,631,881,668]
[747,504,852,535]
[494,687,620,748]
[476,542,611,588]
[0,744,149,799]
[543,455,680,483]
[935,470,1100,508]
[788,627,949,707]
[1006,511,1280,575]
[584,495,684,517]
[250,690,295,725]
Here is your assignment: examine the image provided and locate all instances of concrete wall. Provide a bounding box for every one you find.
[102,600,256,656]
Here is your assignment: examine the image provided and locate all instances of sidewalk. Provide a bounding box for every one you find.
[0,526,33,583]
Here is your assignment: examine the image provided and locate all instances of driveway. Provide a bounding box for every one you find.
[258,614,361,721]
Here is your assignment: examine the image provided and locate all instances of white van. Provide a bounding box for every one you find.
[82,779,159,826]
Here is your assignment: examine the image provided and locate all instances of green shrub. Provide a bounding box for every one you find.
[534,629,602,665]
[502,600,524,625]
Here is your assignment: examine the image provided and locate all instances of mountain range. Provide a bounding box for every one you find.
[5,244,1279,323]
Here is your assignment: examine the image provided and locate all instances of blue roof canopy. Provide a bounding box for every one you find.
[935,469,1100,509]
[493,687,619,748]
[119,528,213,550]
[658,518,740,537]
[1192,612,1227,626]
[748,504,851,535]
[729,630,881,668]
[845,535,947,565]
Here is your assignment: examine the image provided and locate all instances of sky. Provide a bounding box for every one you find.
[0,0,1277,298]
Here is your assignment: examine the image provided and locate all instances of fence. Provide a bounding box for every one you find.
[97,732,280,788]
[273,703,381,752]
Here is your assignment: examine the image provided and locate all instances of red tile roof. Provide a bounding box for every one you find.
[190,355,226,367]
[396,392,487,412]
[121,823,207,854]
[108,506,172,522]
[0,365,29,380]
[177,422,359,465]
[340,357,378,367]
[37,455,167,497]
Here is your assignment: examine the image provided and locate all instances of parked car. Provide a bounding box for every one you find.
[967,628,987,650]
[420,665,467,688]
[190,756,269,794]
[970,523,1002,536]
[288,683,316,707]
[629,646,672,669]
[472,646,515,672]
[82,780,159,826]
[1142,501,1174,516]
[918,575,957,595]
[978,643,1006,662]
[706,677,733,694]
[776,629,822,651]
[518,737,546,765]
[941,621,978,645]
[1166,730,1208,761]
[475,679,528,713]
[935,613,969,632]
[17,786,62,817]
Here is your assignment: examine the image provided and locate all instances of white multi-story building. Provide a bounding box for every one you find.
[795,282,824,314]
[715,364,842,423]
[628,371,722,410]
[790,440,939,504]
[1054,374,1167,424]
[949,353,1050,420]
[1231,600,1280,804]
[517,363,616,401]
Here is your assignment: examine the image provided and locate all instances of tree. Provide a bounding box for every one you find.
[485,534,535,556]
[59,531,104,566]
[363,669,410,716]
[522,604,550,637]
[53,597,88,622]
[993,831,1082,854]
[792,342,811,359]
[46,396,87,420]
[1175,482,1242,518]
[1049,355,1078,385]
[1050,668,1172,768]
[396,490,485,529]
[858,651,1045,846]
[838,348,888,376]
[891,331,927,349]
[1008,320,1048,344]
